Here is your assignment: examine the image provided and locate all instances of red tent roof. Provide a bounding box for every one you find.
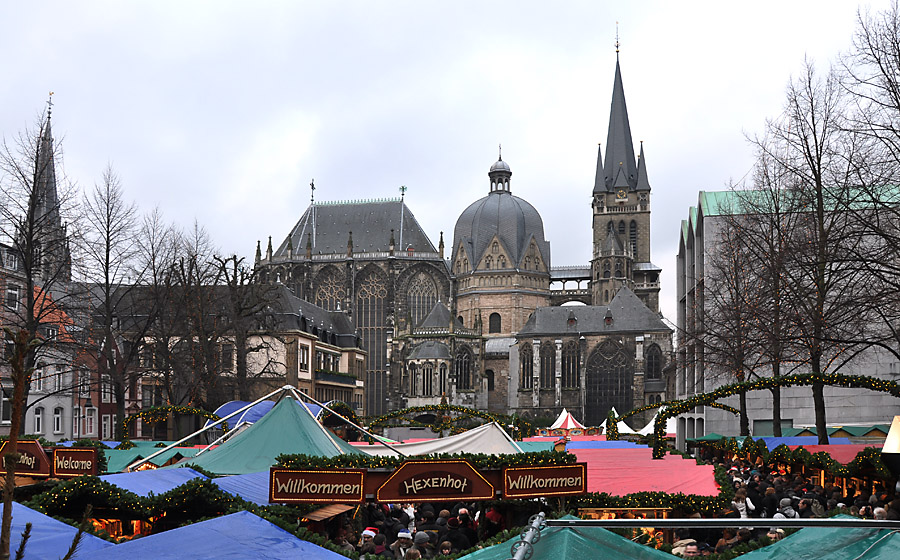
[787,444,882,465]
[571,447,720,496]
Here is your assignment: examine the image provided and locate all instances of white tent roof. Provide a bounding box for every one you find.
[637,408,678,436]
[358,422,523,457]
[550,408,586,430]
[598,407,638,435]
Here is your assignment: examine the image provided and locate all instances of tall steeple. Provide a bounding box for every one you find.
[594,59,638,193]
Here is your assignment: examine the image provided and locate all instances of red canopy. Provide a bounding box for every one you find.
[571,447,720,496]
[787,444,882,465]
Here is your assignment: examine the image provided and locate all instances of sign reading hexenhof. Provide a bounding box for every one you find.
[377,460,495,502]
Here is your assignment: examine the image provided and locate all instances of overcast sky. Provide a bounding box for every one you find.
[1,0,893,322]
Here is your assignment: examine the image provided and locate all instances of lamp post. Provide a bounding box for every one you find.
[881,416,900,493]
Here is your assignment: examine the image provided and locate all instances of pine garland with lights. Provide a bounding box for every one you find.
[651,372,900,458]
[120,405,226,443]
[617,400,740,422]
[699,435,893,480]
[274,450,576,471]
[27,476,151,520]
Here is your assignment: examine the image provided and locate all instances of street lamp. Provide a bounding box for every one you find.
[881,416,900,493]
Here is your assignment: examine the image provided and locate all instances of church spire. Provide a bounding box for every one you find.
[599,58,637,193]
[636,140,651,191]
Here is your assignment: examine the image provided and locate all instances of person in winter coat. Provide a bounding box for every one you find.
[773,498,798,520]
[732,488,756,518]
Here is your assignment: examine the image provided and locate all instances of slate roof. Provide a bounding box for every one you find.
[270,284,359,348]
[453,190,551,269]
[275,199,437,257]
[416,301,462,330]
[518,287,670,336]
[594,59,650,194]
[407,340,452,360]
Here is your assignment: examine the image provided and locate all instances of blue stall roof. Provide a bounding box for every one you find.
[99,467,208,497]
[85,511,348,560]
[9,502,112,560]
[204,400,324,428]
[212,471,270,506]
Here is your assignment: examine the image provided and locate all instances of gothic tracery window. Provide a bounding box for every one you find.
[646,344,663,380]
[562,341,579,388]
[407,271,438,328]
[540,343,555,389]
[455,347,473,390]
[520,344,533,389]
[314,268,345,311]
[356,269,388,415]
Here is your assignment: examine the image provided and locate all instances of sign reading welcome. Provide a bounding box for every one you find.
[377,460,495,502]
[52,448,98,478]
[0,440,51,478]
[269,468,366,503]
[503,464,587,499]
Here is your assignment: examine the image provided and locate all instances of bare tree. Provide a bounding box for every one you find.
[81,166,152,439]
[0,111,77,558]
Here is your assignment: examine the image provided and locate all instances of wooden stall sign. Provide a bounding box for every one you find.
[269,468,366,504]
[376,460,495,502]
[52,447,98,478]
[0,440,51,478]
[503,463,587,499]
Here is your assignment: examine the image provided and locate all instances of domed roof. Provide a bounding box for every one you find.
[490,158,510,173]
[453,190,550,271]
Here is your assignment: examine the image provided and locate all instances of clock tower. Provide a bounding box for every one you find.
[590,57,660,312]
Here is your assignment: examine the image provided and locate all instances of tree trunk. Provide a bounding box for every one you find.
[2,330,32,560]
[739,389,750,436]
[771,384,783,437]
[812,381,828,444]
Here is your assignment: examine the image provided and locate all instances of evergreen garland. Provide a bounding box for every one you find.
[274,450,576,470]
[651,372,900,458]
[120,406,226,443]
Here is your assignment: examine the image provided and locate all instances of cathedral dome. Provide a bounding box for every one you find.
[452,158,550,270]
[489,158,510,173]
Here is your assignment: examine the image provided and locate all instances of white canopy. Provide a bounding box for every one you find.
[357,422,523,457]
[598,407,638,435]
[637,408,678,436]
[550,408,586,430]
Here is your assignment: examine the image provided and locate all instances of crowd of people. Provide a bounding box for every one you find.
[670,457,900,556]
[325,503,506,559]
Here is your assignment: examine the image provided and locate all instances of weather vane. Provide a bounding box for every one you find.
[47,91,54,117]
[498,143,502,160]
[310,179,315,203]
[399,185,407,199]
[615,22,620,54]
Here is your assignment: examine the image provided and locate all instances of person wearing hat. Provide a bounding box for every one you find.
[444,517,471,552]
[390,531,415,558]
[359,529,377,556]
[412,531,434,559]
[773,497,797,520]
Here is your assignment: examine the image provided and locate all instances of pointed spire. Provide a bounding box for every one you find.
[306,232,312,259]
[438,231,445,259]
[602,59,637,192]
[592,143,604,193]
[255,240,262,263]
[636,141,651,191]
[266,236,273,260]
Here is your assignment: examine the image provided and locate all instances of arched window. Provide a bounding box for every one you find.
[455,347,473,390]
[604,289,609,303]
[603,261,611,278]
[520,345,533,389]
[422,363,434,396]
[409,364,418,395]
[457,315,464,327]
[562,341,579,388]
[407,272,438,328]
[492,242,499,254]
[486,369,495,391]
[540,343,555,389]
[356,268,388,415]
[53,407,63,433]
[314,267,345,311]
[34,407,43,434]
[439,363,448,395]
[615,259,623,277]
[618,221,626,235]
[489,313,501,333]
[584,340,633,426]
[498,256,506,268]
[646,345,663,380]
[484,256,492,269]
[629,221,638,255]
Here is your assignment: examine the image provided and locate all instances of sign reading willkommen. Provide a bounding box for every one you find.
[376,460,495,502]
[503,464,587,499]
[52,448,98,478]
[269,468,366,504]
[0,440,51,478]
